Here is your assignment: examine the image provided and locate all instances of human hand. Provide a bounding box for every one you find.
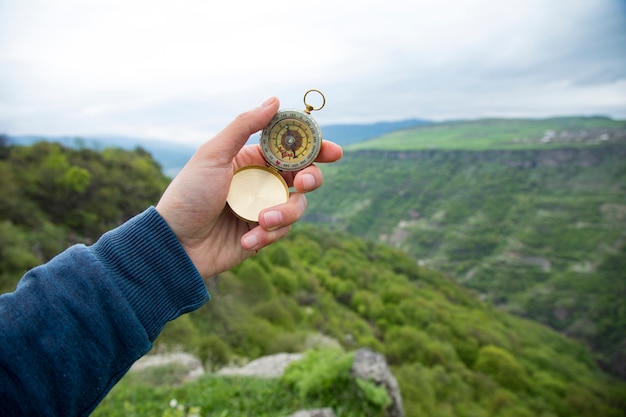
[156,97,343,278]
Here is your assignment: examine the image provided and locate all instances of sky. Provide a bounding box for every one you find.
[1,0,625,144]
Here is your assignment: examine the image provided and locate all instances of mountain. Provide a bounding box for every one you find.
[304,116,626,379]
[4,119,431,177]
[347,116,625,151]
[6,134,196,177]
[2,138,626,417]
[96,226,626,417]
[321,119,431,147]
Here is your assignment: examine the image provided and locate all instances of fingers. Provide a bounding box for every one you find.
[240,193,307,251]
[293,167,322,193]
[282,140,342,192]
[316,140,343,163]
[195,97,280,164]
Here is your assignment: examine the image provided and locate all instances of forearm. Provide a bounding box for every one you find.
[0,207,209,416]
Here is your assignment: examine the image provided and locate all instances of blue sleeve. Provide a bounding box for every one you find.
[0,207,210,417]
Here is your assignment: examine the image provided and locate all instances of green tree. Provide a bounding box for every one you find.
[473,345,531,392]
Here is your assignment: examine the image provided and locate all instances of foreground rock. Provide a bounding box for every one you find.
[217,352,304,378]
[131,349,403,417]
[130,352,205,383]
[351,348,404,417]
[287,408,336,417]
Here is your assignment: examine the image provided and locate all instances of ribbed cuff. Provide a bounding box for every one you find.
[91,207,210,341]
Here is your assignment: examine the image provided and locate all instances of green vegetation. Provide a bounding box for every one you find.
[0,140,169,293]
[347,116,626,150]
[94,348,393,417]
[306,117,626,379]
[95,224,626,417]
[2,139,626,416]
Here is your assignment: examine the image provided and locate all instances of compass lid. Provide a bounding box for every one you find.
[226,165,289,222]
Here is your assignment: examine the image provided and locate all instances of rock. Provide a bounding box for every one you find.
[130,352,204,383]
[217,352,303,378]
[351,348,404,417]
[287,408,337,417]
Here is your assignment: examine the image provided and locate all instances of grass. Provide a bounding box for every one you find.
[92,373,310,417]
[93,348,389,417]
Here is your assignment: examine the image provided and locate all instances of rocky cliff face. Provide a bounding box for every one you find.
[353,142,626,169]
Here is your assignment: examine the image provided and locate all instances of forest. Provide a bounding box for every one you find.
[1,134,625,416]
[305,117,626,380]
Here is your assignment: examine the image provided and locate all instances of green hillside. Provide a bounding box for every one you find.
[1,140,625,416]
[96,226,626,417]
[0,141,170,293]
[306,117,626,379]
[347,116,626,151]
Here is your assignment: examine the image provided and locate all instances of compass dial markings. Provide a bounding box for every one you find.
[260,109,323,171]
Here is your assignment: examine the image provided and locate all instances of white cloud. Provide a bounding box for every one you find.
[1,0,624,143]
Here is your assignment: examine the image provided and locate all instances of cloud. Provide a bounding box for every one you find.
[0,0,624,143]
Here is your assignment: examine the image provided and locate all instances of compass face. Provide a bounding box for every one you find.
[260,109,322,171]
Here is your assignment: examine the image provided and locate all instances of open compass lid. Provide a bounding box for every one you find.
[226,165,289,222]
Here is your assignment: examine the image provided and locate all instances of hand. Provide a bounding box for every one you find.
[156,97,343,278]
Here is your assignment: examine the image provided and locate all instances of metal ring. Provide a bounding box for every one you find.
[304,89,325,112]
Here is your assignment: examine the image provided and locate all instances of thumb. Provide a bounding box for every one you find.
[196,97,279,164]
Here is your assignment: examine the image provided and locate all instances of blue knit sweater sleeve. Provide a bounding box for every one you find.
[0,207,210,416]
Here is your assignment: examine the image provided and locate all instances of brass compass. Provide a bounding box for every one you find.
[227,90,326,222]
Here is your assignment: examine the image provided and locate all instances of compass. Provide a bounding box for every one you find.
[260,89,325,171]
[227,90,326,222]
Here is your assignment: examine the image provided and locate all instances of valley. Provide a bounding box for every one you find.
[2,115,625,416]
[305,117,626,379]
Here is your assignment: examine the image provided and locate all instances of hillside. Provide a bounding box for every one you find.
[0,141,170,293]
[97,226,626,417]
[305,116,626,378]
[5,134,196,178]
[4,118,431,178]
[321,119,431,147]
[2,140,626,416]
[347,116,626,151]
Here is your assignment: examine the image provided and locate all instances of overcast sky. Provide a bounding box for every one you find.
[1,0,625,144]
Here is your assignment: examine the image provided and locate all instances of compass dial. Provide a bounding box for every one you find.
[260,109,322,171]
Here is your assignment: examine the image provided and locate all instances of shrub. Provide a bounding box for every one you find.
[197,334,231,371]
[473,345,531,392]
[281,348,391,416]
[253,299,295,329]
[384,326,431,365]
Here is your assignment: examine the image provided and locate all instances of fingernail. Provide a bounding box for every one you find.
[263,210,283,228]
[242,233,258,250]
[261,97,277,108]
[301,173,315,191]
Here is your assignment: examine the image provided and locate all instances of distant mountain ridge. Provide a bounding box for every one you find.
[5,134,197,178]
[348,115,626,151]
[8,116,623,176]
[4,118,431,176]
[321,119,431,146]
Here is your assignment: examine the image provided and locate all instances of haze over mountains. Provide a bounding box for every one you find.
[5,118,431,177]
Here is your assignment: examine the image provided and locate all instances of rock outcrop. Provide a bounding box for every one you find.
[130,352,205,383]
[217,352,303,379]
[287,408,337,417]
[351,348,404,417]
[131,349,404,417]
